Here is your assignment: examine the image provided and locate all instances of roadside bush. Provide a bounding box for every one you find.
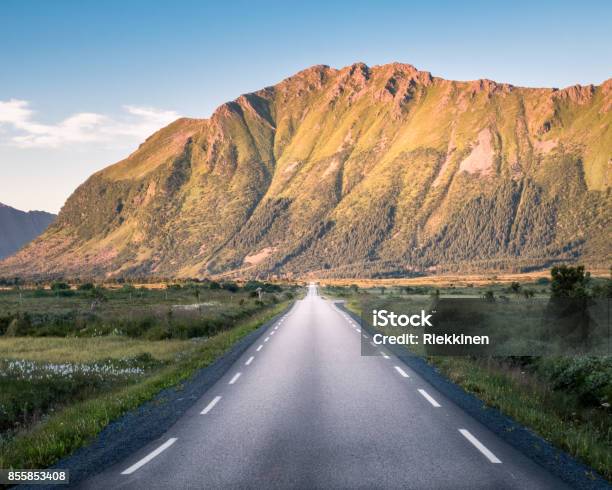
[168,318,224,339]
[122,318,155,338]
[221,282,239,293]
[143,325,170,341]
[32,288,49,298]
[5,314,32,337]
[0,315,15,336]
[538,357,612,407]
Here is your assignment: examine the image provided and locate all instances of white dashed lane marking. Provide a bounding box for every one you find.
[229,373,241,385]
[418,389,441,407]
[201,396,222,415]
[394,366,410,378]
[459,429,502,463]
[121,438,178,475]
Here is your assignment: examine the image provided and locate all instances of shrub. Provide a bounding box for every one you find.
[144,325,170,341]
[539,357,612,406]
[483,290,495,302]
[5,314,32,337]
[33,287,49,297]
[221,282,239,293]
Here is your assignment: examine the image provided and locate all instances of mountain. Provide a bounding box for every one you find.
[0,63,610,280]
[0,203,56,260]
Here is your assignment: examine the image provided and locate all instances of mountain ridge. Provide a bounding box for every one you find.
[1,62,610,279]
[0,203,56,261]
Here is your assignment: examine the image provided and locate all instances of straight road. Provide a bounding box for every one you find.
[80,285,568,489]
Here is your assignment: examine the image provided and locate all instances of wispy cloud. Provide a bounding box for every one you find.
[0,99,180,148]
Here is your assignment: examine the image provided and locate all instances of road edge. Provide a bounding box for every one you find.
[336,302,611,490]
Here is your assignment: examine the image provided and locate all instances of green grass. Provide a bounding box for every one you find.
[0,337,192,363]
[0,300,290,470]
[430,356,611,481]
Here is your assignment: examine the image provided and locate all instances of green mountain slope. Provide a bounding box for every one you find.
[1,63,610,279]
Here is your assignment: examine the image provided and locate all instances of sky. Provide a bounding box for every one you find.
[1,0,611,213]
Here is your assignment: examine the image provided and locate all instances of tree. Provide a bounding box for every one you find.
[509,282,521,295]
[89,287,107,312]
[51,282,70,291]
[547,265,592,351]
[550,265,590,298]
[591,266,612,299]
[483,290,495,302]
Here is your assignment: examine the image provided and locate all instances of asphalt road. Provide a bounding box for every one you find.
[80,285,569,489]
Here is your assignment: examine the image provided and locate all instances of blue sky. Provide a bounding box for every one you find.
[1,0,611,212]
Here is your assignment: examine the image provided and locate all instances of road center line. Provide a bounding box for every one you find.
[229,372,241,385]
[201,396,222,415]
[394,366,410,378]
[121,438,177,475]
[264,336,270,342]
[245,356,254,366]
[270,331,275,335]
[256,344,263,351]
[380,351,390,359]
[459,429,502,463]
[418,389,441,407]
[356,328,361,333]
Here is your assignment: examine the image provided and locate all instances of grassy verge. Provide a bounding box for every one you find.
[430,356,611,481]
[0,301,290,470]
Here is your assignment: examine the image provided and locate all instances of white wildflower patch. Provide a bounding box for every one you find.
[0,359,145,381]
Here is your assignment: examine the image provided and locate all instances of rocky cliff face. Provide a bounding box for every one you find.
[1,63,610,279]
[0,203,56,260]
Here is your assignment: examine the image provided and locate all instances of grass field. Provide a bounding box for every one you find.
[0,281,300,470]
